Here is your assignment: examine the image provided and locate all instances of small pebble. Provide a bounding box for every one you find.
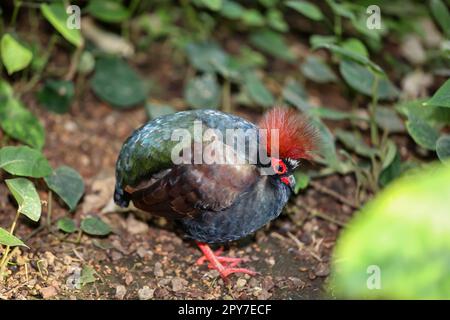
[115,285,127,300]
[138,286,155,300]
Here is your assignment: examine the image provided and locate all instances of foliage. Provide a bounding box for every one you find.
[329,163,450,299]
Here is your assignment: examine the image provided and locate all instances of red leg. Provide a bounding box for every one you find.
[195,241,257,280]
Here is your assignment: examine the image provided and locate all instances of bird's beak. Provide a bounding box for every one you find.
[281,175,296,190]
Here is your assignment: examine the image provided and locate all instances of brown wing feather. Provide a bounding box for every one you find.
[127,164,260,220]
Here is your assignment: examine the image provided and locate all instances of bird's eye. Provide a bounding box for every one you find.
[271,158,287,175]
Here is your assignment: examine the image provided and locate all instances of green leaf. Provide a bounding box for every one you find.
[335,129,378,158]
[249,30,294,62]
[339,59,399,100]
[326,0,355,19]
[91,57,146,108]
[198,0,222,11]
[424,79,450,108]
[86,0,130,23]
[241,9,265,27]
[243,72,275,108]
[37,79,74,114]
[436,135,450,162]
[0,146,52,178]
[0,227,27,247]
[282,79,311,112]
[341,38,368,57]
[80,265,97,286]
[314,43,383,73]
[293,171,310,193]
[285,1,323,21]
[1,34,33,75]
[375,106,405,133]
[56,217,78,233]
[0,97,45,149]
[44,166,85,211]
[330,163,450,299]
[77,51,95,74]
[185,73,220,109]
[430,0,450,38]
[406,115,440,151]
[41,3,83,47]
[300,56,337,83]
[311,118,342,172]
[379,150,401,187]
[220,1,244,19]
[80,216,112,236]
[309,107,362,121]
[5,178,41,222]
[185,42,229,73]
[145,103,176,119]
[310,35,337,48]
[267,9,289,32]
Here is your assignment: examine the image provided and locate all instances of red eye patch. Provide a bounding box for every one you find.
[271,158,287,175]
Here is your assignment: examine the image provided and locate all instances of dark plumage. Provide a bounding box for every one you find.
[114,108,317,278]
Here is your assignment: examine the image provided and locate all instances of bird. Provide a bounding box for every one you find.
[114,107,317,279]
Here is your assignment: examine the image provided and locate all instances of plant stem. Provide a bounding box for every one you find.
[65,44,84,81]
[10,0,22,28]
[47,190,52,229]
[0,209,21,280]
[369,74,380,146]
[222,78,232,114]
[334,14,342,39]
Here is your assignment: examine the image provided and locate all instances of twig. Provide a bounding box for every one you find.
[299,203,347,228]
[310,180,359,209]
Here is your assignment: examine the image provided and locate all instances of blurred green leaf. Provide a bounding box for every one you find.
[326,0,355,19]
[379,149,401,187]
[293,171,310,193]
[424,79,450,108]
[309,107,362,121]
[0,98,45,150]
[185,73,220,109]
[37,79,74,114]
[267,9,288,32]
[1,34,33,75]
[145,103,176,119]
[311,118,343,172]
[45,166,85,212]
[430,0,450,38]
[335,129,378,158]
[78,51,95,74]
[220,1,244,19]
[330,163,450,299]
[339,59,399,100]
[406,115,440,150]
[198,0,222,11]
[285,1,324,21]
[0,228,26,247]
[91,56,146,108]
[282,79,311,112]
[86,0,130,23]
[185,41,229,73]
[57,217,78,234]
[375,106,405,133]
[81,216,112,236]
[80,265,97,286]
[41,3,83,47]
[436,135,450,162]
[249,30,294,62]
[241,9,265,27]
[341,38,368,57]
[0,146,52,178]
[5,178,41,222]
[243,72,274,108]
[310,35,337,48]
[301,56,337,83]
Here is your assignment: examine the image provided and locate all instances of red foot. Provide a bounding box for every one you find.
[195,241,257,280]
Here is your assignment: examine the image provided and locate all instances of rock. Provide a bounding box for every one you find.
[154,262,164,277]
[401,70,433,99]
[124,272,133,286]
[82,175,115,214]
[40,286,58,299]
[314,263,330,277]
[138,286,155,300]
[236,278,247,288]
[115,285,127,300]
[420,18,443,48]
[126,215,149,235]
[136,247,153,260]
[171,277,187,292]
[401,35,426,65]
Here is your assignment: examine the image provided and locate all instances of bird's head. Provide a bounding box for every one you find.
[259,107,318,191]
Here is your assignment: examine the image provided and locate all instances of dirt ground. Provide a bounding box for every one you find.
[0,40,359,300]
